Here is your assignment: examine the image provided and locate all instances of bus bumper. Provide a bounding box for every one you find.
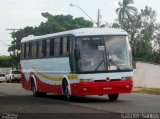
[71,80,133,96]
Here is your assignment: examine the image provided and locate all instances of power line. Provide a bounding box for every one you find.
[6,28,21,34]
[0,40,10,46]
[6,28,21,32]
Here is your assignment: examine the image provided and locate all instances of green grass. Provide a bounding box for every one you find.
[133,88,160,95]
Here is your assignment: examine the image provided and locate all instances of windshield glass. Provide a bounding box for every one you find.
[105,36,132,71]
[77,36,132,72]
[79,37,106,72]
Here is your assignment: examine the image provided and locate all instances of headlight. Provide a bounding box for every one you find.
[80,79,93,83]
[121,77,133,80]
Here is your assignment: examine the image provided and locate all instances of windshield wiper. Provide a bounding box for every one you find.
[94,59,105,71]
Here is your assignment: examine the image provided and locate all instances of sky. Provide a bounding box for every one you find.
[0,0,160,56]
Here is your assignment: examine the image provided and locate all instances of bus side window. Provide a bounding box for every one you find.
[32,41,36,58]
[26,43,29,58]
[60,37,63,56]
[42,40,46,57]
[67,36,70,55]
[50,38,54,56]
[38,40,42,58]
[36,41,39,58]
[46,39,50,57]
[21,44,24,59]
[24,43,26,59]
[54,38,60,56]
[62,37,69,56]
[29,42,32,58]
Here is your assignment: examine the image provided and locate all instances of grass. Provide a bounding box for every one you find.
[133,88,160,95]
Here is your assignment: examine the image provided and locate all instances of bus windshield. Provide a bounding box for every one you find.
[77,36,132,72]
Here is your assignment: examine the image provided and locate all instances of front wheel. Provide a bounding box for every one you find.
[62,79,72,100]
[108,94,119,101]
[32,82,39,97]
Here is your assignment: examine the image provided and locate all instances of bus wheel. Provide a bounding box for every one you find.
[31,81,39,97]
[108,94,119,101]
[62,79,71,100]
[31,80,46,97]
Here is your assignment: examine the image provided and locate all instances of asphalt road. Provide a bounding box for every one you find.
[0,83,160,118]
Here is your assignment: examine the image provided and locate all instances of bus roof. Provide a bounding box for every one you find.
[21,28,128,43]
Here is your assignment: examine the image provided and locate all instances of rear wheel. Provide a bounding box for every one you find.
[108,94,119,101]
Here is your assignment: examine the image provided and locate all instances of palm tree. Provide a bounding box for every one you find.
[141,6,156,24]
[116,0,137,22]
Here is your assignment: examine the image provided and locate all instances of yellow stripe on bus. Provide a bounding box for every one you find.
[68,74,78,80]
[32,68,78,81]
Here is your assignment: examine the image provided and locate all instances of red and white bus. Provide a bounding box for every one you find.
[20,28,133,101]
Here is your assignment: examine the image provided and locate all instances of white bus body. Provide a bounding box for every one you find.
[20,28,133,100]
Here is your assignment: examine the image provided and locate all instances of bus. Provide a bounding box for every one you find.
[20,28,133,101]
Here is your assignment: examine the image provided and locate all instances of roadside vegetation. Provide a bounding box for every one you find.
[0,56,12,67]
[133,88,160,95]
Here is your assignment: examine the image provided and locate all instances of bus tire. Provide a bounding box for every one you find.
[31,79,46,97]
[62,79,72,100]
[108,94,119,101]
[31,81,39,97]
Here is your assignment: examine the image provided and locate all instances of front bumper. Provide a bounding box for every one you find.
[71,80,133,96]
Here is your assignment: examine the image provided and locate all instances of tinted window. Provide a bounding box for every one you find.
[63,37,67,55]
[31,41,36,58]
[26,43,29,58]
[21,44,24,59]
[54,38,60,56]
[46,39,50,57]
[36,41,39,57]
[38,40,43,57]
[60,37,63,55]
[42,40,46,57]
[50,38,54,56]
[67,36,70,54]
[24,43,26,58]
[29,42,32,58]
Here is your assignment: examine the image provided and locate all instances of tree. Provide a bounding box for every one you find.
[115,0,140,57]
[8,13,93,67]
[114,0,160,64]
[136,6,159,62]
[0,56,12,67]
[116,0,137,22]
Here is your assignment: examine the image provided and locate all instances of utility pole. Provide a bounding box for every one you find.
[97,9,100,27]
[70,3,100,27]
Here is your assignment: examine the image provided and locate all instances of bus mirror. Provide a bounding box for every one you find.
[132,60,136,69]
[98,46,105,51]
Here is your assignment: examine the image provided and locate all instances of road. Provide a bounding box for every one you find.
[0,83,160,118]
